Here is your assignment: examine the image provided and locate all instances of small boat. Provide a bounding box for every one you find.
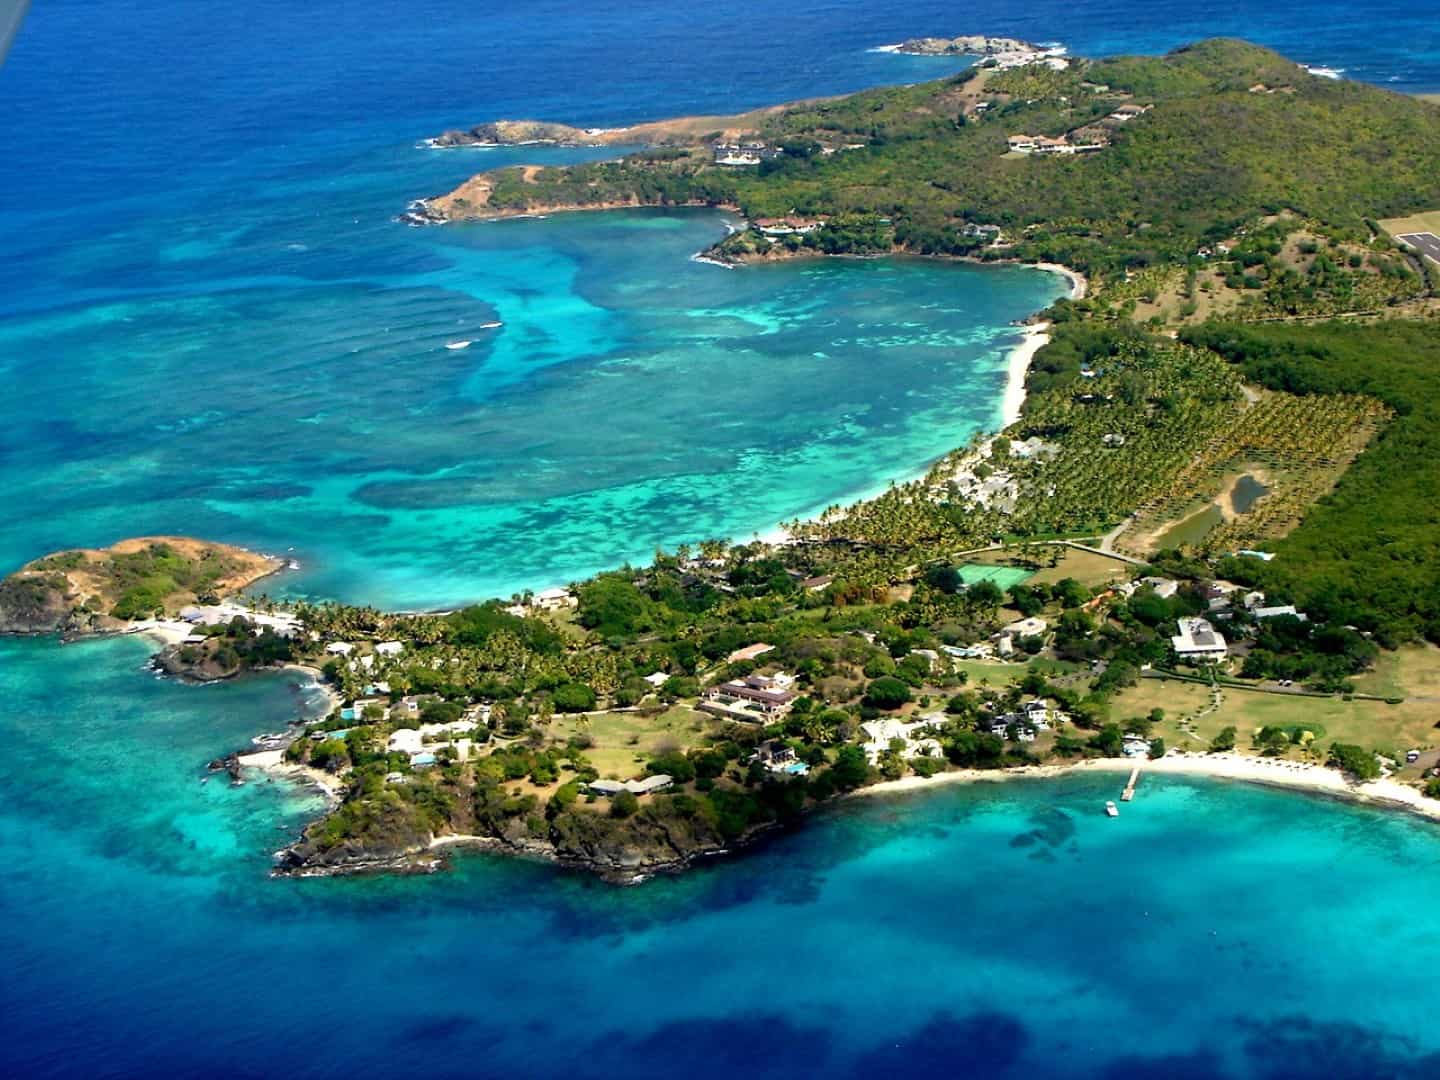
[445,340,473,350]
[1105,800,1119,818]
[479,321,502,329]
[287,560,301,571]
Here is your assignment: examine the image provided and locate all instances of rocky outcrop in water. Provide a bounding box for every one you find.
[152,640,245,683]
[891,34,1038,56]
[427,120,594,148]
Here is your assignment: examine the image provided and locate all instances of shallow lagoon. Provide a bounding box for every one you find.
[0,205,1061,608]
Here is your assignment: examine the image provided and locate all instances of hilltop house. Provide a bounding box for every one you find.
[533,587,575,612]
[1007,133,1103,155]
[713,140,778,166]
[754,217,825,237]
[1108,103,1151,121]
[585,775,674,797]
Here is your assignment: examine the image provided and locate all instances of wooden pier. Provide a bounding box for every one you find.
[1121,767,1141,802]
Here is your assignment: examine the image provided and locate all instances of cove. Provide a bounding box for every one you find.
[0,207,1062,609]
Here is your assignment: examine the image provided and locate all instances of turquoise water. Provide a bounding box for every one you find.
[4,633,1440,1078]
[7,2,1440,1074]
[0,209,1058,607]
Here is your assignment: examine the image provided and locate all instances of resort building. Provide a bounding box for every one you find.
[942,643,993,659]
[324,641,355,656]
[1172,618,1228,662]
[1147,577,1180,598]
[755,740,796,767]
[584,775,674,797]
[910,648,940,670]
[753,217,825,238]
[1108,103,1151,121]
[860,718,943,763]
[1023,700,1050,726]
[387,728,424,755]
[533,587,576,611]
[1253,605,1308,622]
[1237,549,1277,562]
[702,672,798,718]
[1006,133,1102,155]
[374,640,404,657]
[712,140,778,166]
[1002,616,1049,639]
[1123,734,1152,757]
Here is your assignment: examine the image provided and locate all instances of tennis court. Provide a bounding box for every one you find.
[957,563,1034,590]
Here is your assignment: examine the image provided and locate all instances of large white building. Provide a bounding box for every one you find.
[1172,618,1228,662]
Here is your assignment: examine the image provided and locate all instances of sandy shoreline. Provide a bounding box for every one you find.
[236,747,346,805]
[856,751,1440,823]
[751,259,1082,549]
[1002,322,1050,428]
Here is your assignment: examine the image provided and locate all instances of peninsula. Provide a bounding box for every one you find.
[12,39,1440,884]
[0,537,281,639]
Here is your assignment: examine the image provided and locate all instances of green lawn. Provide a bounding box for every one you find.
[1117,675,1440,760]
[547,705,710,780]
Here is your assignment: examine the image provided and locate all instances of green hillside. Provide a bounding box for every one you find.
[450,40,1440,279]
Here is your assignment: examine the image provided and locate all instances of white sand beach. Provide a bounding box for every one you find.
[237,747,346,804]
[1035,261,1088,299]
[130,619,195,647]
[1002,322,1050,427]
[856,751,1440,823]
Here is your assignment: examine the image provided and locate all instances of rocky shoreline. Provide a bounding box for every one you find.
[272,813,784,884]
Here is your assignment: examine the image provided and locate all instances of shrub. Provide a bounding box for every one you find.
[863,676,912,710]
[609,790,640,818]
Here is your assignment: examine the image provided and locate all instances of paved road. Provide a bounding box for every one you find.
[1398,231,1440,266]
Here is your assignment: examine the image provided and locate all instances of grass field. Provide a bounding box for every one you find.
[547,704,709,780]
[1116,674,1440,763]
[957,546,1132,590]
[1026,548,1135,589]
[1378,209,1440,237]
[1350,643,1440,701]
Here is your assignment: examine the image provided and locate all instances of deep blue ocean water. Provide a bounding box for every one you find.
[4,3,1440,1076]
